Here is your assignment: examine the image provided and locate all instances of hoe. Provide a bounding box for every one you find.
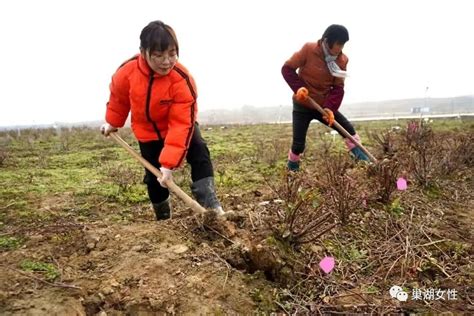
[296,87,378,163]
[109,132,210,216]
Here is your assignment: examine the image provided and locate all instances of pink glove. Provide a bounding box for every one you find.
[158,167,173,188]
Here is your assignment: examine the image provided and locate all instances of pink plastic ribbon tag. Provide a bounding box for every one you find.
[397,178,407,191]
[319,256,335,274]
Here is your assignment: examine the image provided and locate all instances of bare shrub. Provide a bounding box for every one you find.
[213,160,239,187]
[439,133,474,174]
[26,136,35,151]
[397,122,473,187]
[366,158,400,203]
[405,120,424,147]
[252,138,287,166]
[457,133,474,167]
[57,129,71,152]
[36,150,50,169]
[314,132,334,159]
[317,154,365,225]
[103,162,141,193]
[266,172,336,247]
[263,153,365,247]
[251,139,265,164]
[173,165,192,189]
[0,135,11,167]
[402,121,439,187]
[222,150,244,165]
[368,130,397,157]
[0,148,8,167]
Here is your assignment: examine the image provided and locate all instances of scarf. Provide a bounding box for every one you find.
[322,41,348,78]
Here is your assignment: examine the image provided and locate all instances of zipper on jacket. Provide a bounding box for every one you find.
[171,66,196,167]
[145,73,163,141]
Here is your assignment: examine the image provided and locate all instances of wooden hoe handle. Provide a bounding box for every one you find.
[296,88,377,163]
[109,132,208,215]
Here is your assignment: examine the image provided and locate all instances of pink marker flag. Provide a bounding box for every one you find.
[397,177,407,190]
[319,256,335,274]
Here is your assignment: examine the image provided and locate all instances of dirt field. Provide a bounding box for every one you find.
[1,119,473,314]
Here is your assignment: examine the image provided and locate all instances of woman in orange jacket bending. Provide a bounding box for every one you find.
[101,20,224,220]
[282,24,370,171]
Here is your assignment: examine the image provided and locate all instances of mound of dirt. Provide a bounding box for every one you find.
[1,219,275,315]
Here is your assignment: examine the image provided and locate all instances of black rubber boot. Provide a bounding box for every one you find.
[152,198,171,220]
[191,177,224,215]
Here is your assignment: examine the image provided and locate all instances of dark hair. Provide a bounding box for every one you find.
[140,20,179,55]
[322,24,349,48]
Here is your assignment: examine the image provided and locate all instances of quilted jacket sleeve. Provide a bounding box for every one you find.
[105,66,131,127]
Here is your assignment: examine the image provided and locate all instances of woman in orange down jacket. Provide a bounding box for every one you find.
[101,20,224,220]
[282,24,370,171]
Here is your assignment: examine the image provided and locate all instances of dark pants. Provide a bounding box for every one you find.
[138,123,214,204]
[291,102,356,155]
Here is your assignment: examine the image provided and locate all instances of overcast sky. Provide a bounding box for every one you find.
[0,0,473,126]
